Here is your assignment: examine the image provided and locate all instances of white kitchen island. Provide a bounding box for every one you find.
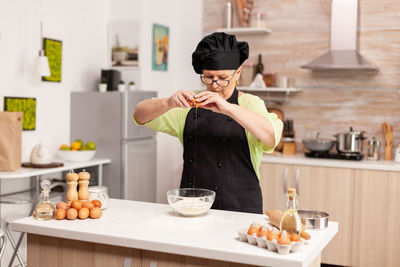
[12,199,337,267]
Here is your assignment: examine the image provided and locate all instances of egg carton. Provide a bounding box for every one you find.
[237,229,302,255]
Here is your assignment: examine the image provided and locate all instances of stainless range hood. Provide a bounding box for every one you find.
[301,0,378,71]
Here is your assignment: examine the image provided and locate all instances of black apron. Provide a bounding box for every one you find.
[180,88,263,214]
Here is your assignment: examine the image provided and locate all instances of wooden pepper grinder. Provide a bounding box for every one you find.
[78,170,90,202]
[66,171,79,206]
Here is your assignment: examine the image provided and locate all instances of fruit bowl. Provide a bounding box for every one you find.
[167,188,215,216]
[57,150,96,162]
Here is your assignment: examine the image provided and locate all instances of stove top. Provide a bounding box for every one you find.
[305,151,364,161]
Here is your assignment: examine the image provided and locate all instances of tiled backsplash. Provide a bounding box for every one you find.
[203,0,400,149]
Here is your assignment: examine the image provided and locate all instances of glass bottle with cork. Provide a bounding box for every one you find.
[280,187,302,235]
[33,179,55,220]
[255,54,264,74]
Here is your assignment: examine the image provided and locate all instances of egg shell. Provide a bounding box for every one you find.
[55,209,66,220]
[78,207,90,219]
[67,208,78,220]
[82,201,95,210]
[71,200,82,210]
[90,207,102,219]
[56,202,68,210]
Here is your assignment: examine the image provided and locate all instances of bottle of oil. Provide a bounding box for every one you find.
[33,179,55,220]
[280,188,302,235]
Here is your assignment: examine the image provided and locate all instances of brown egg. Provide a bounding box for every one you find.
[78,171,90,180]
[56,201,68,210]
[67,208,78,220]
[267,232,279,241]
[278,231,291,245]
[71,200,82,210]
[82,201,94,210]
[55,209,66,220]
[78,207,90,219]
[91,199,102,208]
[290,233,301,242]
[257,226,270,238]
[89,207,102,219]
[247,222,261,235]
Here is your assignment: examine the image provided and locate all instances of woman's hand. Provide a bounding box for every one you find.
[167,90,196,109]
[195,91,232,115]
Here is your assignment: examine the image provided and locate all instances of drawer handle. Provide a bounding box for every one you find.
[283,168,288,194]
[295,169,300,195]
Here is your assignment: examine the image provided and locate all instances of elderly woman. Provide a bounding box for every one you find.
[134,32,283,214]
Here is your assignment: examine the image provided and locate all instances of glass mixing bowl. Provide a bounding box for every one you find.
[167,188,216,216]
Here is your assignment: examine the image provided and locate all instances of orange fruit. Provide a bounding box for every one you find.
[70,141,81,150]
[59,144,69,150]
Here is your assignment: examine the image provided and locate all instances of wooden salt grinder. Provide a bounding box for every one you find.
[66,171,79,206]
[78,170,90,202]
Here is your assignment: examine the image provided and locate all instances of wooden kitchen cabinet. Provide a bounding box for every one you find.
[260,163,355,266]
[260,163,294,212]
[351,169,400,267]
[294,165,355,266]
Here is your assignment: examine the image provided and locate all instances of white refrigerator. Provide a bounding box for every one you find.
[71,91,157,201]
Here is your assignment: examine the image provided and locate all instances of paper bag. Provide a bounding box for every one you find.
[0,112,22,171]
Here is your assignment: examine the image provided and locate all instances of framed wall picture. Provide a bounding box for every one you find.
[4,97,37,131]
[108,21,140,68]
[42,38,62,82]
[152,24,169,71]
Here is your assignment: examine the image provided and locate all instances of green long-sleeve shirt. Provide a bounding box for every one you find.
[134,93,283,180]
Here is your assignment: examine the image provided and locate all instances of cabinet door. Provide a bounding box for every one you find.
[352,169,400,267]
[260,163,294,213]
[295,165,354,266]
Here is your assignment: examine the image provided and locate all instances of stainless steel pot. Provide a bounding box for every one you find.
[335,127,366,154]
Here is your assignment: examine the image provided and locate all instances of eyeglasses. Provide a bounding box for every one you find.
[200,70,237,87]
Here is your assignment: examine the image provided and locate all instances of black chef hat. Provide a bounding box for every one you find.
[192,32,249,74]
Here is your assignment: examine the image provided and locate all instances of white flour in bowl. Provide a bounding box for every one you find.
[171,197,212,216]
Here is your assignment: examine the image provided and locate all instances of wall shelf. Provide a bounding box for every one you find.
[237,87,302,104]
[215,27,272,35]
[237,87,301,93]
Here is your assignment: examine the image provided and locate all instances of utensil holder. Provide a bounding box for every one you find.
[384,145,392,161]
[283,142,296,155]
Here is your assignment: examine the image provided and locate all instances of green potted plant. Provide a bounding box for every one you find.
[129,81,136,91]
[98,78,107,93]
[118,80,126,92]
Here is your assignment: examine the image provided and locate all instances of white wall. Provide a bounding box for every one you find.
[141,0,203,203]
[111,0,203,203]
[0,0,109,265]
[0,0,109,161]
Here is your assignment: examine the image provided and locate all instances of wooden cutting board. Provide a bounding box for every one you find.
[22,162,64,168]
